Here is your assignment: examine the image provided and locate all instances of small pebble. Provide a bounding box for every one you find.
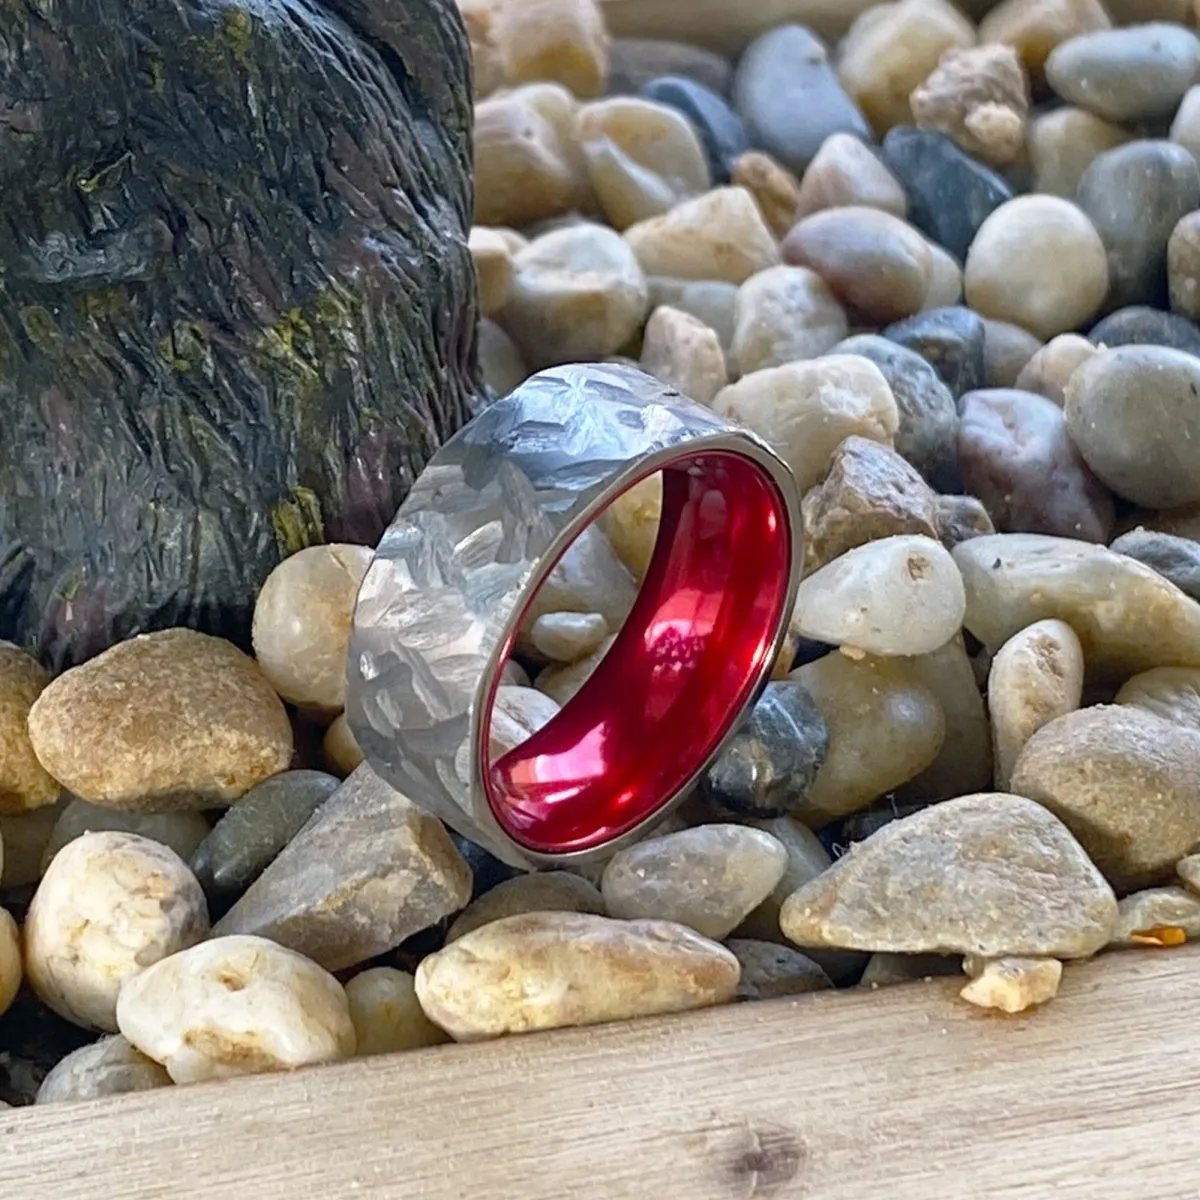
[0,643,58,815]
[446,871,607,942]
[116,935,356,1083]
[24,831,209,1031]
[529,612,610,663]
[414,912,741,1041]
[964,196,1109,339]
[493,0,609,99]
[639,305,727,404]
[921,243,965,310]
[883,305,986,399]
[733,25,872,174]
[43,800,209,876]
[524,522,637,630]
[780,793,1117,956]
[1087,305,1200,353]
[623,186,781,283]
[982,320,1043,388]
[470,227,515,318]
[489,686,561,762]
[1011,705,1200,892]
[1027,106,1132,198]
[602,824,788,939]
[1116,666,1200,734]
[1108,886,1200,948]
[1169,84,1200,162]
[733,816,833,943]
[859,952,961,988]
[344,967,449,1055]
[1014,333,1100,406]
[600,473,662,582]
[647,277,738,349]
[699,681,829,819]
[794,133,908,221]
[1169,211,1200,320]
[988,619,1086,789]
[726,939,832,1001]
[935,494,996,550]
[730,151,803,239]
[730,266,849,375]
[0,906,19,1018]
[1110,530,1200,603]
[1045,23,1200,123]
[322,713,364,777]
[35,1036,171,1105]
[1178,854,1200,893]
[478,318,530,399]
[977,0,1113,85]
[959,956,1063,1013]
[607,38,734,97]
[641,76,749,182]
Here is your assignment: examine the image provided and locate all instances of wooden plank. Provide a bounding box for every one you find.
[3,947,1200,1200]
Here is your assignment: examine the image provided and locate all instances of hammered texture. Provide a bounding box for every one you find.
[345,363,798,868]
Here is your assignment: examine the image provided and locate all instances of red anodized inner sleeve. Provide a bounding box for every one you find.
[482,450,794,855]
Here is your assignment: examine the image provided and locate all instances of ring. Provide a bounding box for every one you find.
[345,363,802,870]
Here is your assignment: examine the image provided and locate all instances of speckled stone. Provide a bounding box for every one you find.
[642,76,749,182]
[883,305,986,399]
[1087,306,1200,355]
[1110,530,1200,603]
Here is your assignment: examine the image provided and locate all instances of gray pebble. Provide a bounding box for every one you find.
[1110,530,1200,602]
[1088,306,1200,355]
[726,939,833,1001]
[883,305,986,400]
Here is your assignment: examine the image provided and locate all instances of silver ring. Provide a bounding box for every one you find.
[345,363,802,870]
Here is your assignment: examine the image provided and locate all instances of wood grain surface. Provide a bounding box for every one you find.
[3,947,1200,1199]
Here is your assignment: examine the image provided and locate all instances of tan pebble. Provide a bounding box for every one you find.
[1108,886,1200,948]
[982,319,1042,387]
[537,635,616,705]
[116,935,356,1083]
[623,187,781,284]
[493,0,608,98]
[727,939,832,1001]
[458,0,506,99]
[600,474,662,583]
[978,0,1112,85]
[859,952,961,988]
[1170,86,1200,164]
[0,802,64,888]
[577,97,711,229]
[988,619,1085,790]
[964,196,1109,340]
[469,227,515,317]
[640,305,728,404]
[794,133,908,221]
[1116,666,1200,734]
[0,906,19,1018]
[959,956,1063,1012]
[488,686,561,759]
[0,642,59,815]
[414,911,740,1041]
[783,207,933,325]
[1177,854,1200,894]
[1027,106,1131,198]
[25,831,209,1031]
[838,0,976,136]
[911,43,1030,166]
[1014,334,1100,407]
[322,712,364,777]
[447,871,606,942]
[344,967,449,1055]
[731,266,848,376]
[529,612,609,664]
[1169,211,1200,320]
[712,355,898,491]
[252,543,373,715]
[478,318,529,398]
[730,150,802,238]
[35,1036,171,1105]
[41,800,209,875]
[920,243,964,310]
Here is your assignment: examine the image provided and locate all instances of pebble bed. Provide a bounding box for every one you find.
[8,0,1200,1107]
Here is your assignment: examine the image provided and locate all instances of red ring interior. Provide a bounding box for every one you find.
[481,450,793,855]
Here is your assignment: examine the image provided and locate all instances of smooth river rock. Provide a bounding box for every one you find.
[445,871,606,943]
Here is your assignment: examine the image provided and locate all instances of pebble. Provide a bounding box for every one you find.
[535,634,615,705]
[24,831,210,1031]
[1045,23,1200,123]
[789,653,946,827]
[0,643,59,815]
[470,227,514,318]
[956,533,1200,679]
[977,0,1112,85]
[859,951,961,988]
[935,494,996,550]
[623,186,781,283]
[800,435,940,572]
[492,0,609,99]
[959,956,1063,1013]
[27,629,293,812]
[478,318,529,399]
[414,912,740,1041]
[607,38,734,97]
[1110,530,1200,604]
[639,304,728,404]
[641,76,748,183]
[1179,853,1200,892]
[1169,211,1200,321]
[883,305,986,399]
[733,816,833,942]
[837,0,976,136]
[214,765,472,972]
[446,871,607,942]
[964,196,1109,339]
[322,712,364,777]
[647,277,738,349]
[42,801,209,876]
[698,681,829,819]
[1076,141,1200,310]
[1170,84,1200,162]
[911,44,1030,169]
[730,151,803,238]
[528,612,609,665]
[1027,106,1131,199]
[794,133,908,222]
[601,824,788,939]
[922,243,965,310]
[1109,886,1200,947]
[727,939,832,1001]
[988,619,1086,789]
[35,1036,171,1105]
[733,25,872,175]
[782,206,934,324]
[524,521,637,630]
[1088,306,1200,354]
[0,802,63,889]
[1014,334,1100,406]
[711,355,899,492]
[458,0,505,99]
[730,266,849,375]
[1065,345,1200,508]
[982,320,1043,388]
[795,534,966,657]
[343,968,449,1055]
[600,473,661,582]
[1011,705,1200,892]
[958,387,1115,542]
[116,935,356,1083]
[780,793,1117,956]
[0,906,19,1018]
[500,224,649,369]
[1117,665,1200,737]
[833,334,960,486]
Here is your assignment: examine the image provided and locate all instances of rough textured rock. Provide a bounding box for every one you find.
[0,644,59,815]
[1011,705,1200,892]
[959,955,1063,1012]
[414,912,741,1040]
[26,629,292,812]
[731,267,848,376]
[780,793,1117,957]
[446,871,606,942]
[35,1036,171,1105]
[1109,886,1200,947]
[1116,666,1200,734]
[213,765,472,971]
[727,939,832,1000]
[0,0,481,670]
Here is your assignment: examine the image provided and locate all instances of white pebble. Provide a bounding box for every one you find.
[36,1035,171,1105]
[344,967,449,1056]
[959,955,1063,1013]
[530,612,610,663]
